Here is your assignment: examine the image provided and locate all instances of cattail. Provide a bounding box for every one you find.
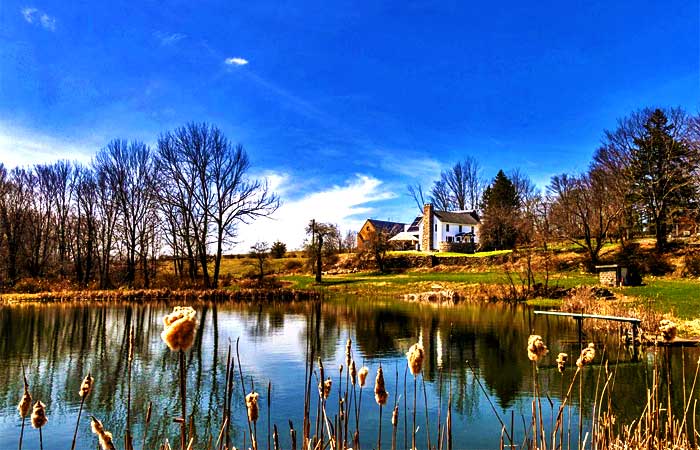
[527,335,549,362]
[576,343,595,367]
[556,353,568,373]
[18,385,31,418]
[406,343,425,376]
[349,360,357,386]
[358,366,369,387]
[246,392,260,422]
[90,416,116,450]
[345,339,352,367]
[161,306,198,352]
[659,319,677,341]
[374,366,388,406]
[322,378,332,399]
[79,373,94,398]
[391,404,399,426]
[31,401,47,429]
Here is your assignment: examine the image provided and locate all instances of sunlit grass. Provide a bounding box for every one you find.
[617,278,700,319]
[388,249,513,257]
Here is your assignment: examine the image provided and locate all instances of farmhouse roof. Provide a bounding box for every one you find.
[433,210,480,225]
[367,219,406,235]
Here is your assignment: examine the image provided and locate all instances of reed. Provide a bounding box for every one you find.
[31,400,47,450]
[406,342,424,450]
[17,365,31,450]
[90,416,117,450]
[375,365,388,450]
[161,306,198,450]
[70,372,94,450]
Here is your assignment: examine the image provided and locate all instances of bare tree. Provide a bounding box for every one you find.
[407,183,426,213]
[210,140,278,287]
[96,140,158,286]
[547,171,623,269]
[0,167,31,283]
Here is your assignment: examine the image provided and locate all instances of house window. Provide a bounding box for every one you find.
[459,225,462,232]
[434,224,437,232]
[447,236,453,243]
[446,224,449,232]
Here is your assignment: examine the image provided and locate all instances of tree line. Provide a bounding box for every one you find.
[0,122,277,289]
[409,107,700,267]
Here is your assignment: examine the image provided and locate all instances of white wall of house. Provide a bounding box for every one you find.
[418,218,479,250]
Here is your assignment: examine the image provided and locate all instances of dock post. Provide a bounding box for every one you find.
[632,322,639,361]
[576,316,583,350]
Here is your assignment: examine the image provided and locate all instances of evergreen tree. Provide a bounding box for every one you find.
[630,109,698,251]
[479,170,521,250]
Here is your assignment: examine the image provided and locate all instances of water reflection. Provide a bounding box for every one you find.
[0,299,698,449]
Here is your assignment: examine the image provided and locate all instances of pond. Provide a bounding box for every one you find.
[0,297,698,449]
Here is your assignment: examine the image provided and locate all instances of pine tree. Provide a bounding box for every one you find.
[630,109,698,251]
[480,170,520,250]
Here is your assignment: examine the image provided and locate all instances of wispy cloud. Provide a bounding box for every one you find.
[225,57,249,66]
[0,122,94,168]
[153,31,186,46]
[21,7,56,31]
[232,173,396,251]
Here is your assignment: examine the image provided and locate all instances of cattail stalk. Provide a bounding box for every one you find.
[161,307,197,450]
[375,366,388,450]
[236,338,255,450]
[17,365,31,450]
[126,326,134,450]
[71,373,94,450]
[31,401,48,450]
[91,416,116,450]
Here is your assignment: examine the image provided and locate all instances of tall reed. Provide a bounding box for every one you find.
[70,372,94,450]
[161,306,198,450]
[17,367,31,450]
[407,342,424,450]
[31,400,47,450]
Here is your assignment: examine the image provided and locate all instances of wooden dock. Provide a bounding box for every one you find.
[534,310,700,348]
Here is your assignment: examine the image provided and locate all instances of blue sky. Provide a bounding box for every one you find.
[1,1,698,250]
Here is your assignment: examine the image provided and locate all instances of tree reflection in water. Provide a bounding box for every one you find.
[0,298,697,450]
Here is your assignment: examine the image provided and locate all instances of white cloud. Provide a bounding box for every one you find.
[225,57,249,66]
[232,173,396,252]
[21,7,38,23]
[40,13,56,31]
[0,123,94,168]
[153,31,186,46]
[21,7,56,31]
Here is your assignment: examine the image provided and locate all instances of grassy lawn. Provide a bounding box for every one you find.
[617,278,700,319]
[281,270,598,294]
[388,249,513,257]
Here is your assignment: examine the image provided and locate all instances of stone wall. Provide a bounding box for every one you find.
[438,242,475,253]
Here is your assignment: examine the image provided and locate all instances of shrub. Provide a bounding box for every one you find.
[283,259,303,272]
[683,251,700,277]
[271,241,287,259]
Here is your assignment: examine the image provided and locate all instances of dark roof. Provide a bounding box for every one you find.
[367,219,406,235]
[406,216,422,232]
[433,210,480,225]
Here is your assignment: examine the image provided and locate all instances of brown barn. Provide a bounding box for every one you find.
[356,219,406,250]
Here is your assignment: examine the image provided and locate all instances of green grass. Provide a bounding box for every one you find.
[388,249,513,257]
[280,270,598,296]
[617,278,700,319]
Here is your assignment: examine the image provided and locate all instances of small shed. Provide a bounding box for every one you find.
[595,264,628,287]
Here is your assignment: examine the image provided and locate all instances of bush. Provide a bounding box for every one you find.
[683,252,700,277]
[283,259,303,272]
[271,241,287,259]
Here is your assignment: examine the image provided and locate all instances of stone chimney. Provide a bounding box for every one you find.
[422,203,434,252]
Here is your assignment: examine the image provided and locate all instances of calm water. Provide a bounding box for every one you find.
[1,297,698,449]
